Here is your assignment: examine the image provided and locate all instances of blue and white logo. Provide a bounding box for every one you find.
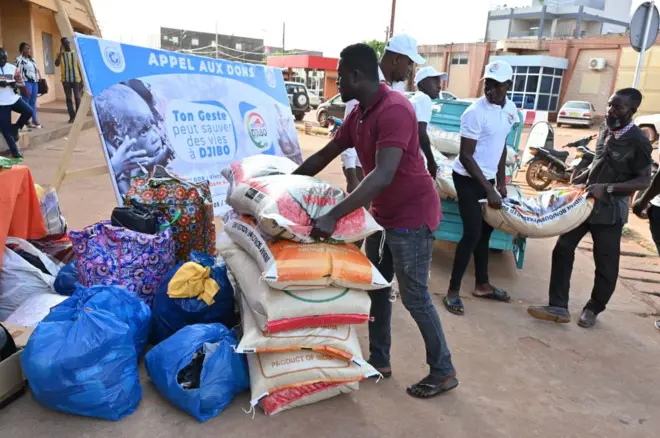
[98,40,125,73]
[265,67,277,88]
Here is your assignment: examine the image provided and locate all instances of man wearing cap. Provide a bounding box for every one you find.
[411,66,448,178]
[443,60,517,316]
[341,34,426,193]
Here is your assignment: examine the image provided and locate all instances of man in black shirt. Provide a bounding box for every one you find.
[528,88,652,328]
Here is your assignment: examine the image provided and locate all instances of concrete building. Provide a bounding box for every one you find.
[486,0,631,41]
[417,34,660,119]
[266,55,338,99]
[0,0,98,105]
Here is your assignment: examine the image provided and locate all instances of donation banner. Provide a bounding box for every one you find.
[75,34,303,215]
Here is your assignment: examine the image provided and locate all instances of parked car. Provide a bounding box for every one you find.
[285,81,310,121]
[316,93,346,128]
[635,114,660,142]
[308,91,321,109]
[557,101,595,128]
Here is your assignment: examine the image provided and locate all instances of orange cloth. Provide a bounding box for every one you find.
[0,166,47,268]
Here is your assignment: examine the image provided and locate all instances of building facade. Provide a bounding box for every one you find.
[486,0,631,41]
[0,0,97,104]
[418,34,660,118]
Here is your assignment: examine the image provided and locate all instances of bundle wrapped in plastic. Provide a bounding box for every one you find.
[482,187,594,238]
[53,261,78,296]
[21,287,146,420]
[150,252,236,345]
[228,174,382,244]
[145,324,249,422]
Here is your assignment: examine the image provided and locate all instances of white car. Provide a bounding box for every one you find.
[308,91,321,109]
[635,114,660,142]
[557,101,596,128]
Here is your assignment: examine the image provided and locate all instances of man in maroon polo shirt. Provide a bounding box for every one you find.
[293,43,457,399]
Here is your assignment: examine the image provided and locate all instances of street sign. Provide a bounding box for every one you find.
[630,2,659,53]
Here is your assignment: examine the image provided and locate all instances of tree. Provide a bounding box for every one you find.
[363,39,386,59]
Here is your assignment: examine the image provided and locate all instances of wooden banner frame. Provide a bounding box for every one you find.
[51,0,110,191]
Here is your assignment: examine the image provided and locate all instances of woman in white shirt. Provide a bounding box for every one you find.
[15,42,41,128]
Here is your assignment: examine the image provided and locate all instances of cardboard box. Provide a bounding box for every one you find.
[0,323,34,408]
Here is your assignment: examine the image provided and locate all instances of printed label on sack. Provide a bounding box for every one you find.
[257,351,350,378]
[502,191,586,225]
[229,219,272,265]
[289,185,345,219]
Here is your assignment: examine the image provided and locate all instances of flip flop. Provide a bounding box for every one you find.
[473,287,510,303]
[443,295,465,316]
[407,375,459,399]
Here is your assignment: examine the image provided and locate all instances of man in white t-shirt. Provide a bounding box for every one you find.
[341,34,426,193]
[443,60,518,316]
[410,66,447,178]
[0,48,32,159]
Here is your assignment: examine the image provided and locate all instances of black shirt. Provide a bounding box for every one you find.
[587,123,652,225]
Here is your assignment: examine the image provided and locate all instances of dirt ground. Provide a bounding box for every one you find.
[2,126,660,438]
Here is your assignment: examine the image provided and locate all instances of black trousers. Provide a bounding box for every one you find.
[648,205,660,255]
[549,220,623,314]
[63,82,81,120]
[449,172,495,292]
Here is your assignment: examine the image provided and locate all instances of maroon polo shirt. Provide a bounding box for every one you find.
[334,83,441,231]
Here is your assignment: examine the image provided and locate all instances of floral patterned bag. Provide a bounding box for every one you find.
[69,220,175,307]
[125,166,216,263]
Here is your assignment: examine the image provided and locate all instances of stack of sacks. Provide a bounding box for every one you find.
[220,156,384,415]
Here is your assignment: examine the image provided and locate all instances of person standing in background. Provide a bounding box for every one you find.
[15,42,42,129]
[55,37,82,123]
[341,34,426,193]
[410,66,448,178]
[0,47,32,159]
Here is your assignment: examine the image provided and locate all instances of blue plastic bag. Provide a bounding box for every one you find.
[45,284,152,356]
[22,307,142,420]
[150,252,236,345]
[145,324,249,422]
[53,261,78,296]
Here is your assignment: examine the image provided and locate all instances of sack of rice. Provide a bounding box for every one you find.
[247,349,378,409]
[260,381,359,416]
[228,174,381,244]
[428,125,460,155]
[434,160,457,200]
[482,187,594,238]
[222,244,371,333]
[237,297,364,362]
[221,155,298,199]
[225,213,389,291]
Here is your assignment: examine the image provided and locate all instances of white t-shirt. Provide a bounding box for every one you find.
[452,96,518,181]
[341,67,406,169]
[409,92,433,124]
[0,64,20,106]
[650,194,660,208]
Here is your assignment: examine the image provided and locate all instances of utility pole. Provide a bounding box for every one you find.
[282,22,286,54]
[385,26,390,44]
[389,0,396,38]
[215,21,219,59]
[634,1,656,88]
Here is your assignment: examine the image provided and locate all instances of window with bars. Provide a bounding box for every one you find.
[506,66,564,111]
[450,54,468,65]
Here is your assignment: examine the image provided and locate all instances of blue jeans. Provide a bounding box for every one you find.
[0,98,32,157]
[365,227,456,378]
[21,81,39,124]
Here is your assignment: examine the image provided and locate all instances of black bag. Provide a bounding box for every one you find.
[38,78,48,96]
[111,202,159,234]
[0,324,17,362]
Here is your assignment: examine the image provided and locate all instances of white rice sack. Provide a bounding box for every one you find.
[228,174,382,243]
[221,243,371,333]
[260,381,358,416]
[505,146,519,166]
[428,126,461,155]
[482,187,594,238]
[221,155,298,200]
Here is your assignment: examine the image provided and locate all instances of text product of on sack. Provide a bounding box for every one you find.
[482,187,594,238]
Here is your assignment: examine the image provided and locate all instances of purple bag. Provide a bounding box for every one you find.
[69,220,175,307]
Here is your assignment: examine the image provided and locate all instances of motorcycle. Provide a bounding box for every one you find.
[525,134,596,191]
[328,116,342,138]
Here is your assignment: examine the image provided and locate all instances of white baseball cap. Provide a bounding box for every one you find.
[385,34,426,65]
[482,60,513,83]
[415,66,448,86]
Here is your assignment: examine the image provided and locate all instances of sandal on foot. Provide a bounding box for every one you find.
[407,374,459,399]
[443,295,464,315]
[473,287,510,302]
